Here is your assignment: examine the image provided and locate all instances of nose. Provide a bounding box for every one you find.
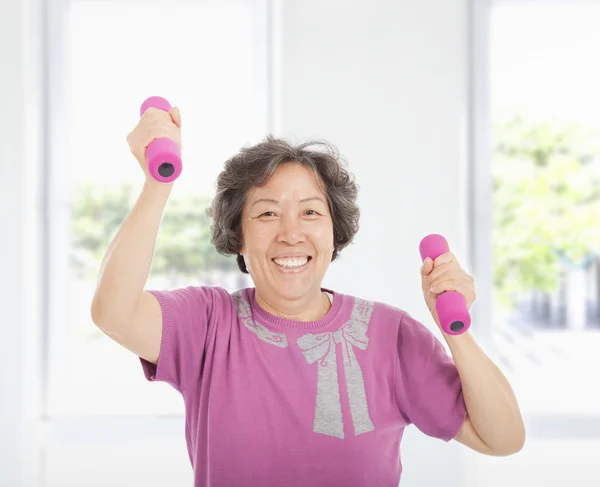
[278,214,305,245]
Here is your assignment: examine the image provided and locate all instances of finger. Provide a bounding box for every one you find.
[137,116,173,140]
[433,251,458,268]
[143,124,180,141]
[139,134,168,150]
[428,262,455,282]
[430,275,472,295]
[141,106,168,120]
[445,277,474,304]
[420,257,434,276]
[170,106,181,128]
[429,276,463,294]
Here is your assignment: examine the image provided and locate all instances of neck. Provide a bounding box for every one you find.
[255,288,331,322]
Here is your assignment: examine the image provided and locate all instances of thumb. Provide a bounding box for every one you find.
[420,257,433,276]
[170,106,182,128]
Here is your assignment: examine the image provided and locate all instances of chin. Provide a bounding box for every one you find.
[272,273,326,301]
[273,280,314,301]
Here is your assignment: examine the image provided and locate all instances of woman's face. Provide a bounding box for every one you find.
[240,162,335,303]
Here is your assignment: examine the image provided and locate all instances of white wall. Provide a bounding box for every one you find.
[1,0,44,483]
[276,0,471,308]
[0,0,472,485]
[276,1,471,485]
[1,0,28,485]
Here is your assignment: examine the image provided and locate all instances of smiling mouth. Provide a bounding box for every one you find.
[272,256,312,269]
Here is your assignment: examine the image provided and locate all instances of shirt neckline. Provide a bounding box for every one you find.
[246,287,346,331]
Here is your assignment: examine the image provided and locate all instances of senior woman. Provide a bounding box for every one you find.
[91,106,525,487]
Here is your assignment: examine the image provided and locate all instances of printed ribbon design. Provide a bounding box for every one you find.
[297,299,375,439]
[232,291,288,348]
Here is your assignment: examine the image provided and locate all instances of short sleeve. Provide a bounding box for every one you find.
[139,285,224,393]
[395,311,467,441]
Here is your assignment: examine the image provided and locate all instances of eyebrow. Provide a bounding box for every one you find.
[251,197,326,208]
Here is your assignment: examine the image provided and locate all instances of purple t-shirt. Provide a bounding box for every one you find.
[140,286,467,487]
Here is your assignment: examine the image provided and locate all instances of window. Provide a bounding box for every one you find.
[489,0,600,417]
[43,0,268,483]
[469,0,600,484]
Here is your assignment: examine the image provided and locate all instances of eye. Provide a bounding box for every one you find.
[305,209,319,216]
[260,211,276,217]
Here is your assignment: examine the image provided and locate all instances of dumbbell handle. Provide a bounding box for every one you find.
[419,233,471,335]
[139,96,182,183]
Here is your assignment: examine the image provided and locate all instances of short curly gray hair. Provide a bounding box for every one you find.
[207,135,360,274]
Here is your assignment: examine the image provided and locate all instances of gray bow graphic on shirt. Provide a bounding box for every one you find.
[233,291,288,348]
[297,318,375,439]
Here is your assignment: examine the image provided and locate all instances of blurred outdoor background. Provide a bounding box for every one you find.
[1,0,600,486]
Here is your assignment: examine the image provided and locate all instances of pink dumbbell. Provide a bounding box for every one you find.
[419,234,471,335]
[139,96,182,183]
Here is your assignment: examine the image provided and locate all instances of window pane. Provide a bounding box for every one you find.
[48,0,264,417]
[469,3,600,484]
[490,2,600,416]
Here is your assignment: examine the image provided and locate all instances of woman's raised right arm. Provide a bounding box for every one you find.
[90,106,181,364]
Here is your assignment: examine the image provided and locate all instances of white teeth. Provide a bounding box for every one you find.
[273,257,309,269]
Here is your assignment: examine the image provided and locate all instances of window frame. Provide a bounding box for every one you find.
[470,0,600,441]
[34,0,274,484]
